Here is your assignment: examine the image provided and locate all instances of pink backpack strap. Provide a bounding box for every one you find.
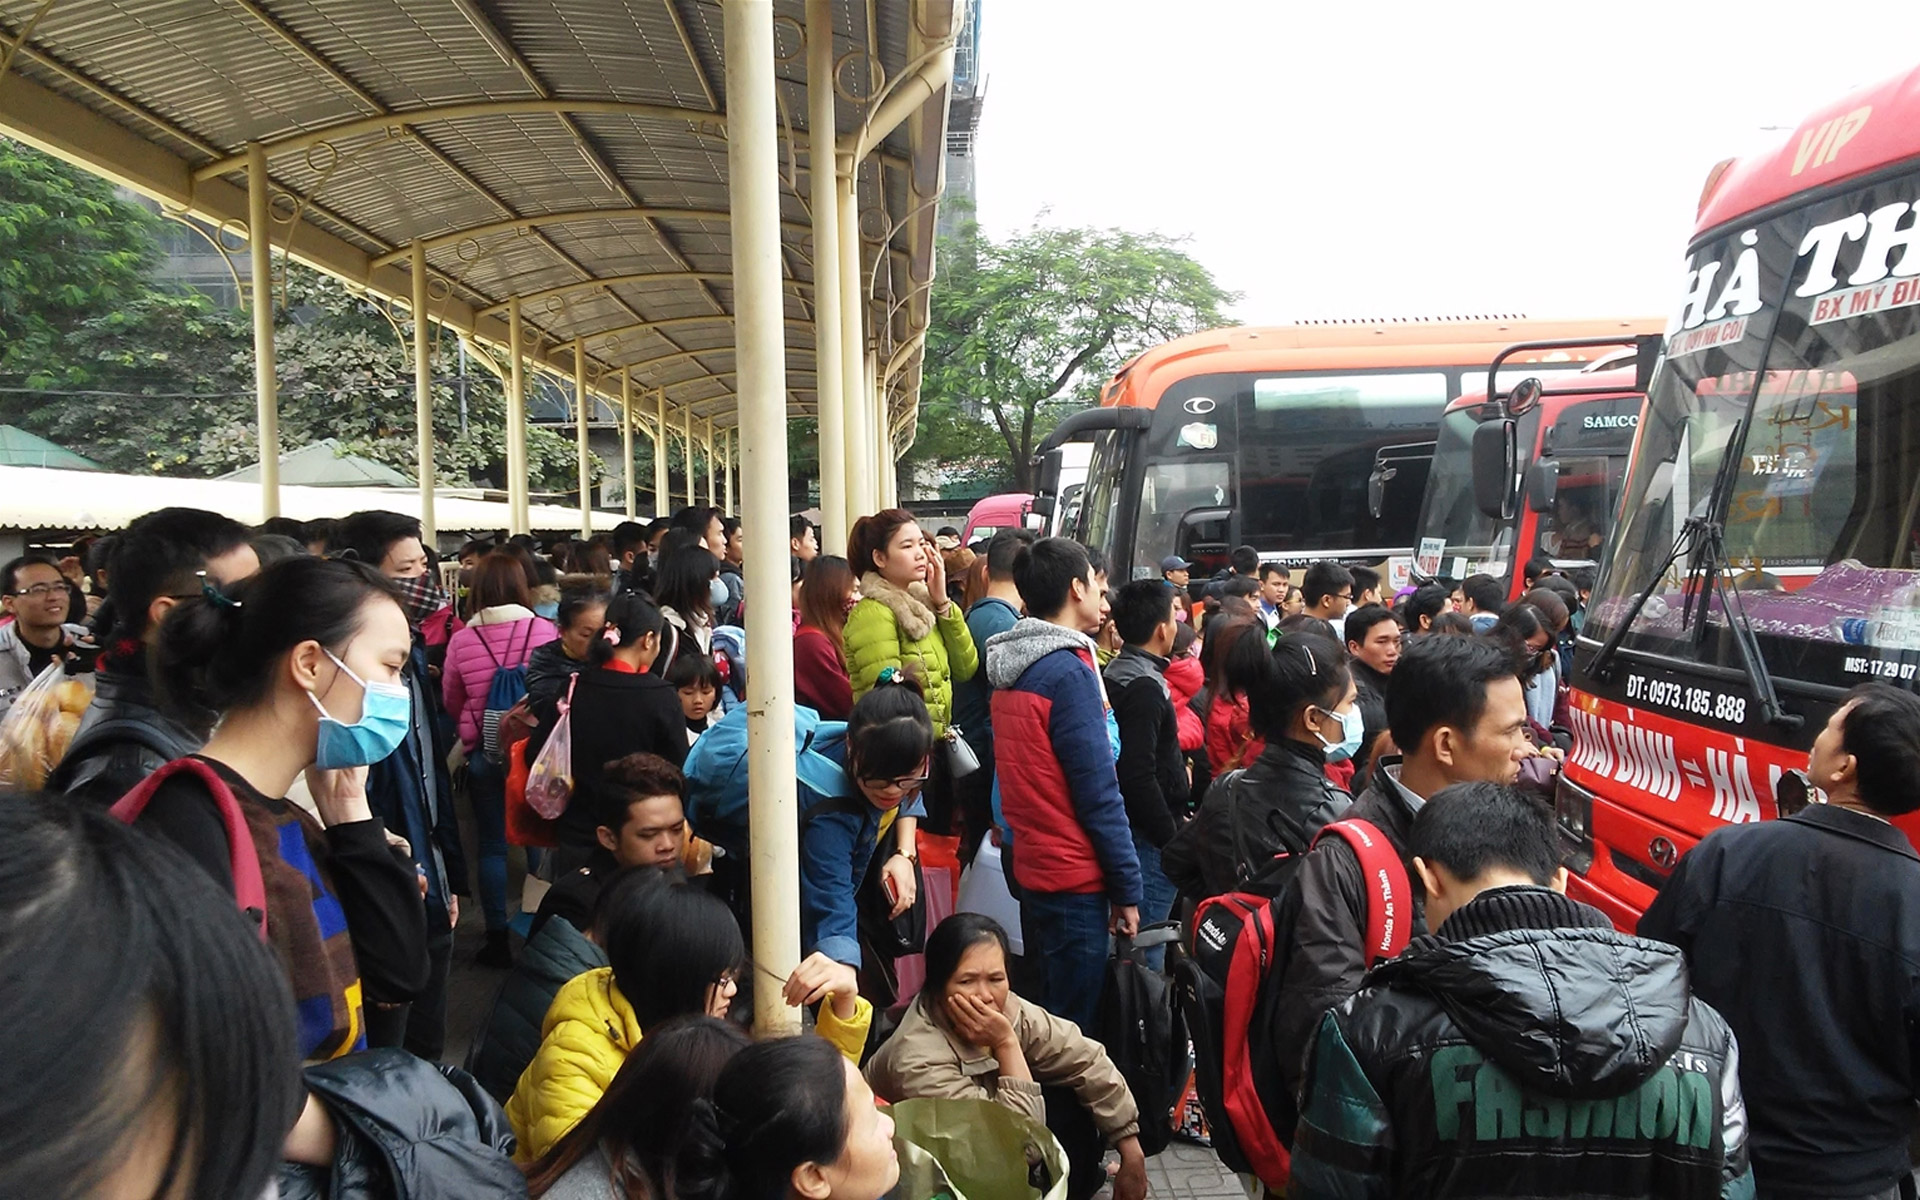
[1313,818,1413,966]
[112,759,269,941]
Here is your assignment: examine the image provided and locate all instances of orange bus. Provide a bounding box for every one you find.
[1036,318,1662,583]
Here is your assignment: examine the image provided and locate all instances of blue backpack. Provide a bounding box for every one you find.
[684,703,850,858]
[477,626,533,767]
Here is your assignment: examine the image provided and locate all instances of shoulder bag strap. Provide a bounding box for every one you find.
[1313,818,1412,966]
[111,758,269,941]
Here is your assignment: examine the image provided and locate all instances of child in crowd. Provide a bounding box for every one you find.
[667,654,723,745]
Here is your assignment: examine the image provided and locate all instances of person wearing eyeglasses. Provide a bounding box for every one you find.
[0,555,89,720]
[1300,561,1356,640]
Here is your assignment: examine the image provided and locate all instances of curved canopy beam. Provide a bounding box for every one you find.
[476,270,813,319]
[368,207,815,270]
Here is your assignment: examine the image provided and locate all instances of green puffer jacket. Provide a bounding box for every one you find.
[844,572,980,736]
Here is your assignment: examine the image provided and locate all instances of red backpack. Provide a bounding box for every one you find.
[1173,818,1411,1192]
[111,758,269,941]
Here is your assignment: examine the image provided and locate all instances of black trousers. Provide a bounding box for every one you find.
[1045,1086,1109,1200]
[364,915,455,1061]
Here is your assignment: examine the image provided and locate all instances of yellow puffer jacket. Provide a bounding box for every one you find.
[843,572,979,736]
[504,966,875,1162]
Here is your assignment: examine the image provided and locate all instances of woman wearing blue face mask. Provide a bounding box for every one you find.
[137,555,431,1061]
[1163,632,1357,902]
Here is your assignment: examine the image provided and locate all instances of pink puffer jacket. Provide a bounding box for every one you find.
[441,605,558,751]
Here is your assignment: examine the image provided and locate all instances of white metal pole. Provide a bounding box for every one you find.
[806,0,848,553]
[837,173,871,519]
[622,369,637,519]
[723,427,736,517]
[246,143,280,519]
[574,338,592,539]
[705,416,718,509]
[411,241,436,545]
[865,349,884,508]
[725,0,801,1038]
[684,406,696,510]
[507,295,529,535]
[654,388,670,518]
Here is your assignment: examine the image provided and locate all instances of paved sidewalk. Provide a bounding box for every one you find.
[1146,1140,1245,1199]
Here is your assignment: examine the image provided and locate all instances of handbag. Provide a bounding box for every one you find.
[859,836,927,958]
[942,725,981,778]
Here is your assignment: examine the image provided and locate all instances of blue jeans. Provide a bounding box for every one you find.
[1133,836,1178,971]
[467,763,509,932]
[1020,890,1110,1031]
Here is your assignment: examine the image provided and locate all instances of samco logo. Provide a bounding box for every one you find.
[1429,1045,1716,1148]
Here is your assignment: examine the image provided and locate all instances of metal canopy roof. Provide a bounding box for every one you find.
[0,0,954,441]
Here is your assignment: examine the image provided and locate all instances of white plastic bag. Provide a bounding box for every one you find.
[524,675,576,820]
[0,662,93,792]
[957,831,1024,956]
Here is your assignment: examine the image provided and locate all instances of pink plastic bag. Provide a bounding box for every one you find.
[525,675,577,820]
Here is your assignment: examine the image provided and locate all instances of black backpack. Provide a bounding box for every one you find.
[1095,923,1187,1156]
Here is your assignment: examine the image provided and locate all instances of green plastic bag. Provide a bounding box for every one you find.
[889,1097,1070,1200]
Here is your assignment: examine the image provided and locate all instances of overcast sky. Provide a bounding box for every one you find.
[972,2,1920,324]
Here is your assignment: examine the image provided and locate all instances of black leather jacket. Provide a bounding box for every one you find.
[50,663,202,804]
[1292,888,1753,1200]
[279,1049,526,1200]
[1161,737,1349,900]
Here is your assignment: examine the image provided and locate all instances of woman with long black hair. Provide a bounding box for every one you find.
[651,544,723,677]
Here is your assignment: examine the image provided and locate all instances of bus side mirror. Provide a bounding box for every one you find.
[1526,459,1560,513]
[1368,464,1394,520]
[1031,449,1063,517]
[1634,333,1663,393]
[1473,419,1518,521]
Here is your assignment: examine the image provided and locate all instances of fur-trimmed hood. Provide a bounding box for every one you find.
[859,571,938,642]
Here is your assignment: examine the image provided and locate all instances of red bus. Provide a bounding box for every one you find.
[1415,345,1650,603]
[1035,318,1659,583]
[1557,64,1920,929]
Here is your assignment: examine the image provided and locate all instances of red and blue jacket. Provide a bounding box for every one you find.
[986,618,1141,905]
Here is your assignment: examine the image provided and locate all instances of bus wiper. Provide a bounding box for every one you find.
[1698,525,1803,731]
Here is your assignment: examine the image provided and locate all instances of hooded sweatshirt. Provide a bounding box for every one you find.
[1291,886,1754,1200]
[986,618,1140,904]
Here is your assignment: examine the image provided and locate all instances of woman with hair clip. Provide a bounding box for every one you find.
[842,509,979,838]
[1164,632,1357,901]
[524,1016,750,1199]
[137,554,430,1062]
[799,670,934,989]
[677,1035,900,1200]
[508,878,871,1161]
[793,555,859,720]
[867,912,1146,1200]
[542,589,688,877]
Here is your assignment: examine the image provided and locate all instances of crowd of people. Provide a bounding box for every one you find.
[1,511,1917,1200]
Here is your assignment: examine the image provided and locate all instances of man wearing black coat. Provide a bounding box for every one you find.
[1342,603,1401,789]
[1104,580,1191,963]
[1292,783,1753,1199]
[1641,683,1920,1200]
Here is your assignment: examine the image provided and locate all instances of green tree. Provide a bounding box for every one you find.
[918,218,1236,492]
[0,137,160,373]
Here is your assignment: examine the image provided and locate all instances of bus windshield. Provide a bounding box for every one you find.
[1420,405,1512,570]
[1588,163,1920,684]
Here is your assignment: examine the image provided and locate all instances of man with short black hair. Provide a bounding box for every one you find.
[1641,683,1920,1200]
[988,537,1142,1028]
[0,555,88,719]
[536,752,689,937]
[951,528,1033,861]
[52,508,258,803]
[1293,782,1753,1199]
[458,539,493,568]
[1349,565,1383,609]
[334,509,467,1060]
[1343,604,1401,785]
[1402,582,1454,634]
[789,513,819,563]
[1301,561,1354,633]
[609,521,649,592]
[1105,580,1189,962]
[1460,572,1506,632]
[1257,563,1289,630]
[1271,634,1536,1103]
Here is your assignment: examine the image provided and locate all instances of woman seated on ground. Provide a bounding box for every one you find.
[682,1036,900,1200]
[525,1016,749,1199]
[865,912,1145,1200]
[506,878,871,1161]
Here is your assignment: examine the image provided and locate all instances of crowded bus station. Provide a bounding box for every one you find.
[4,3,1920,1199]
